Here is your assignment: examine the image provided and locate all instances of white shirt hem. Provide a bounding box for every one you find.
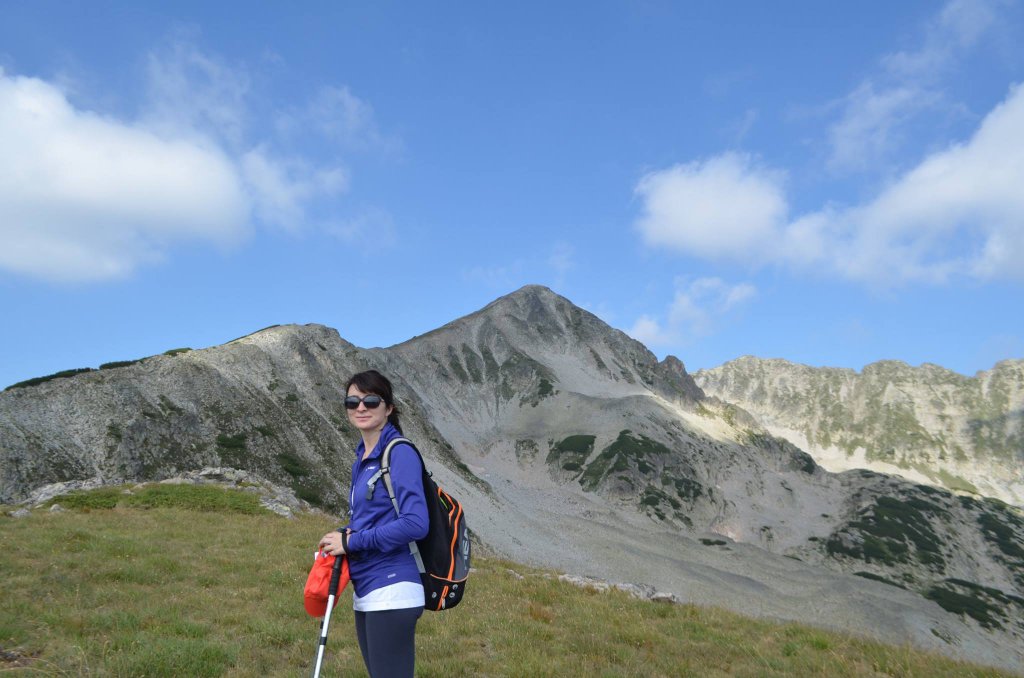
[353,581,425,612]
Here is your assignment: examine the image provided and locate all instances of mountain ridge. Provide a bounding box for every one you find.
[2,284,1023,671]
[695,355,1024,505]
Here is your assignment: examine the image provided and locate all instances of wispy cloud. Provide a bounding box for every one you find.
[461,242,577,291]
[882,0,998,78]
[142,34,250,146]
[462,261,525,289]
[240,146,349,232]
[627,277,757,347]
[827,83,938,173]
[281,85,399,154]
[327,207,397,249]
[0,36,389,283]
[826,0,1000,172]
[547,242,574,287]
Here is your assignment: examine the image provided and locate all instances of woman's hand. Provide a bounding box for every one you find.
[318,530,348,556]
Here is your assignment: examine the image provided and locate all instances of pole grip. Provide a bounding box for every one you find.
[327,554,344,596]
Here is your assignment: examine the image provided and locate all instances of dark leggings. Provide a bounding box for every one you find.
[353,607,423,678]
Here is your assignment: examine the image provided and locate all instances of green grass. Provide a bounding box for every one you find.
[43,484,267,514]
[0,486,1017,677]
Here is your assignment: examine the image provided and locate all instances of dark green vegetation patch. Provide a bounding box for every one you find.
[826,495,947,568]
[274,451,327,507]
[661,473,704,501]
[925,579,1024,630]
[5,367,94,391]
[214,433,247,469]
[215,434,246,450]
[276,452,309,479]
[580,430,674,490]
[978,508,1024,560]
[976,503,1024,587]
[100,359,144,370]
[547,435,596,472]
[570,430,703,526]
[5,346,191,390]
[537,378,554,398]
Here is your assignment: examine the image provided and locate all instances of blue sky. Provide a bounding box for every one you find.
[2,1,1023,389]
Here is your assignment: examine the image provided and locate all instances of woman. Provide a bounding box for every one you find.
[319,369,428,678]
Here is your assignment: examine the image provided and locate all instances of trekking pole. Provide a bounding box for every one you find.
[312,555,345,678]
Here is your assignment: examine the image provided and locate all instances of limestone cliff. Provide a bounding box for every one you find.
[694,357,1024,505]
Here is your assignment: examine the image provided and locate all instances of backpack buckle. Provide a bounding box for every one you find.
[366,468,386,501]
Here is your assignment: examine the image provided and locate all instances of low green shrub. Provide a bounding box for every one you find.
[4,367,94,391]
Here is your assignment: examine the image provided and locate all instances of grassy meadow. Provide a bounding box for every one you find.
[0,484,1017,677]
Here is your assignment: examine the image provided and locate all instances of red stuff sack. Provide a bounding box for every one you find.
[303,551,350,617]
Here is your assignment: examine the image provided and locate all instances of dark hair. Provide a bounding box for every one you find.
[345,369,402,434]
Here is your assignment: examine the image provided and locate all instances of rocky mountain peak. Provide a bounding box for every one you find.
[386,284,703,411]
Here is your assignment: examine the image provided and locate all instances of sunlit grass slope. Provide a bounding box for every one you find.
[0,485,1016,677]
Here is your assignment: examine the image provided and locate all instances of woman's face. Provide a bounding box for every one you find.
[346,385,393,433]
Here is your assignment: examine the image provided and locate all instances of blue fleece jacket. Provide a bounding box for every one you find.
[345,422,429,598]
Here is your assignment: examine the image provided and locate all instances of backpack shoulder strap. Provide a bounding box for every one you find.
[378,437,426,573]
[377,437,419,512]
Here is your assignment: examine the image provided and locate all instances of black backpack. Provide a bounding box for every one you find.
[372,437,470,611]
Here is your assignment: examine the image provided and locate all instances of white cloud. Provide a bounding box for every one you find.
[627,277,757,347]
[143,39,352,235]
[826,0,999,172]
[0,38,386,282]
[634,83,1024,286]
[841,83,1024,283]
[0,70,248,281]
[634,153,787,261]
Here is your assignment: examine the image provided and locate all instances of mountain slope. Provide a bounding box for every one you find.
[2,285,1023,671]
[694,356,1024,505]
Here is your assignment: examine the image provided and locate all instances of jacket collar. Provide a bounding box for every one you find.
[355,421,401,461]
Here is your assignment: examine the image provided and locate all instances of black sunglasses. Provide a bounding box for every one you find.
[344,395,384,410]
